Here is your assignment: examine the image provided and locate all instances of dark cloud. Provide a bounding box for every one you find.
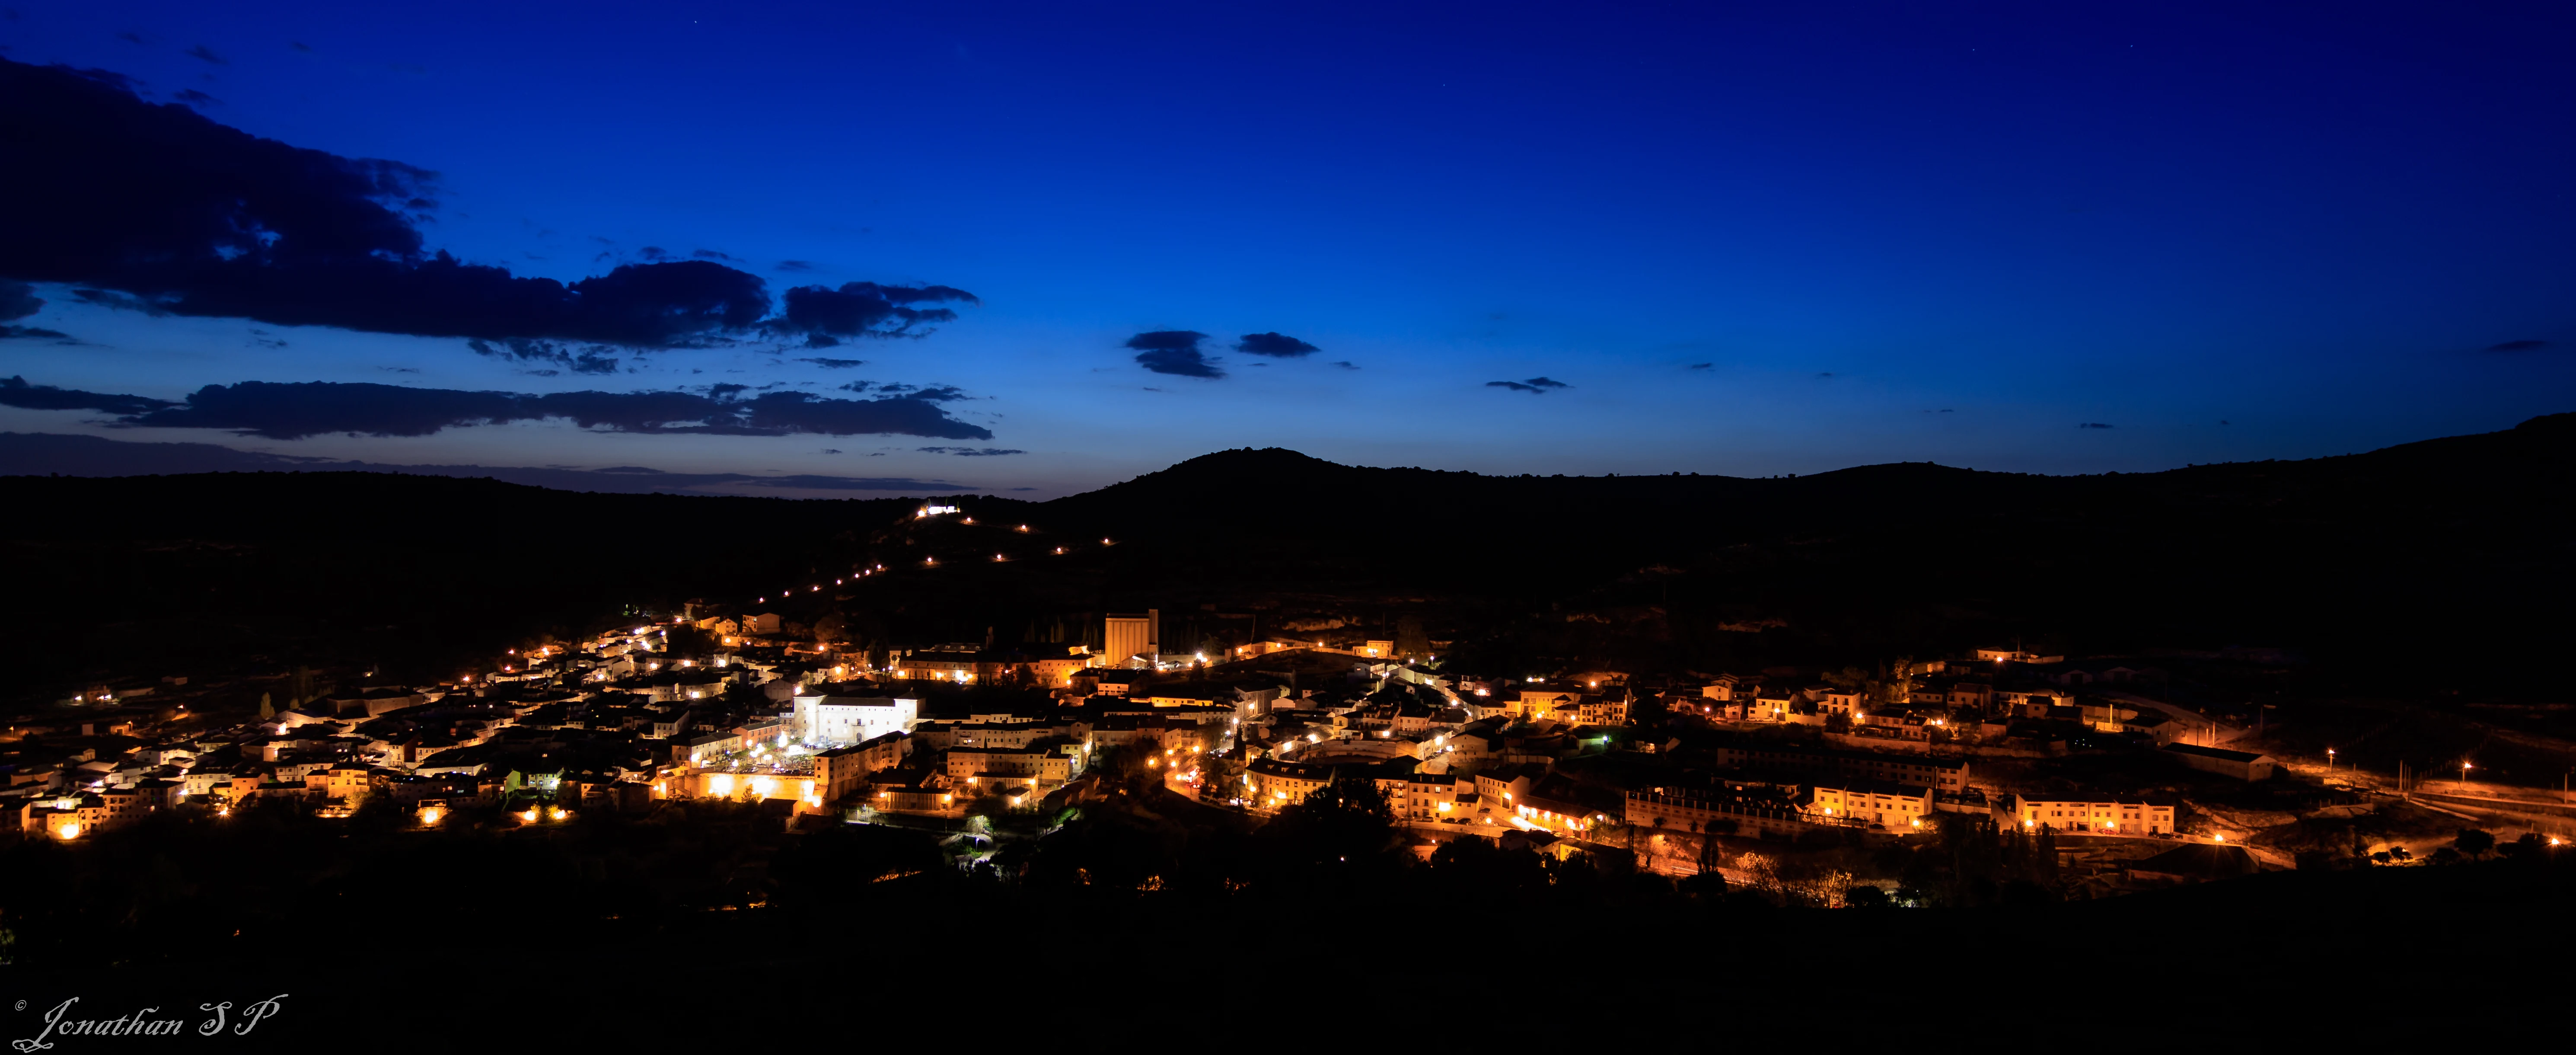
[1688,362,1712,370]
[717,390,988,438]
[1127,330,1223,378]
[775,260,819,272]
[0,279,41,319]
[1485,377,1570,393]
[466,337,619,375]
[116,32,146,45]
[916,447,1024,457]
[1133,356,1221,379]
[2078,422,2114,429]
[1332,361,1358,370]
[0,59,965,350]
[846,381,969,401]
[0,374,177,415]
[689,249,740,262]
[170,88,217,106]
[770,281,979,340]
[0,325,72,340]
[2487,339,2550,352]
[290,42,312,53]
[53,379,994,440]
[1235,331,1320,358]
[799,357,867,369]
[0,431,962,493]
[183,45,226,65]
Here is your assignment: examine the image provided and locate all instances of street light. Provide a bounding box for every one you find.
[2326,748,2335,771]
[2461,761,2473,790]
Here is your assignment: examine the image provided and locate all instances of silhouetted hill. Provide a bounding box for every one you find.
[1,412,2568,702]
[1001,414,2572,691]
[0,472,929,694]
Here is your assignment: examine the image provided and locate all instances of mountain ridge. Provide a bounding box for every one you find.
[0,411,2567,701]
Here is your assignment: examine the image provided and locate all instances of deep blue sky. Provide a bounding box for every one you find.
[2,1,2570,496]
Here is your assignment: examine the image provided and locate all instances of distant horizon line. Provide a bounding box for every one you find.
[3,408,2565,502]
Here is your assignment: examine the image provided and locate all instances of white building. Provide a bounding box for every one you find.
[794,694,922,745]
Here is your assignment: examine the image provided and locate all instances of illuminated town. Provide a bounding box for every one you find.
[16,501,2563,912]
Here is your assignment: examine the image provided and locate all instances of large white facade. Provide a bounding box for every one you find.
[794,694,921,745]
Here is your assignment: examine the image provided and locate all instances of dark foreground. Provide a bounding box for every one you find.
[4,795,2567,1048]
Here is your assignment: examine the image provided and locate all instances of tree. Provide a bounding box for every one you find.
[2454,828,2496,858]
[812,613,847,647]
[1196,751,1237,803]
[1428,836,1547,896]
[1844,884,1893,908]
[1677,869,1728,898]
[1395,616,1431,660]
[255,693,274,720]
[2498,832,2547,862]
[664,624,717,655]
[1879,655,1917,706]
[1695,830,1725,876]
[1824,712,1852,733]
[1254,770,1402,891]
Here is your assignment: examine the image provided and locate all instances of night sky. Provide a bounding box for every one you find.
[2,2,2570,497]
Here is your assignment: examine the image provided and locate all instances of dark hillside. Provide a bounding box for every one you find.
[1,412,2568,703]
[0,472,945,694]
[1008,412,2575,691]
